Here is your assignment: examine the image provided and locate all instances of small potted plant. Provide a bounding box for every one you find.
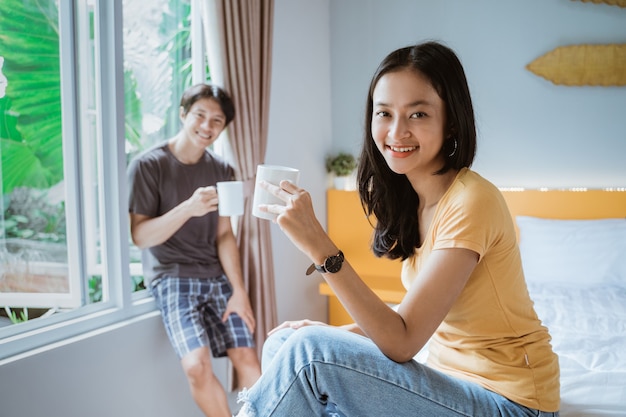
[325,153,357,190]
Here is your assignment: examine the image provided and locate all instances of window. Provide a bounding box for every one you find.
[0,0,205,360]
[0,0,75,314]
[122,0,193,291]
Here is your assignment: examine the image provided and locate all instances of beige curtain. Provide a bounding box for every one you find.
[200,0,276,363]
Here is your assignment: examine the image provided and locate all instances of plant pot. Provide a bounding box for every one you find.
[333,175,355,191]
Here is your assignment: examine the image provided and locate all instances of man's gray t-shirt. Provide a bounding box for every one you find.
[127,141,234,287]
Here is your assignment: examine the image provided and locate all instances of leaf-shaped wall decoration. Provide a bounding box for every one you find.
[572,0,626,7]
[526,44,626,86]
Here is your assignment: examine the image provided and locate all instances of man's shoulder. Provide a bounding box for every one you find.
[203,148,234,175]
[128,142,172,173]
[134,141,170,163]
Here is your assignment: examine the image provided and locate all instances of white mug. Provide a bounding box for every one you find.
[216,181,244,216]
[252,165,300,220]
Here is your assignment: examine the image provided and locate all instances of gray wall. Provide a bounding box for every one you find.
[266,0,332,325]
[267,0,626,332]
[0,313,219,416]
[1,1,625,416]
[327,0,626,188]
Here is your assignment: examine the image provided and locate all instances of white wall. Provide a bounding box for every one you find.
[266,0,332,324]
[0,312,218,417]
[327,0,626,188]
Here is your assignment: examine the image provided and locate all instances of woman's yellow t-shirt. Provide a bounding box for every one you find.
[402,168,560,412]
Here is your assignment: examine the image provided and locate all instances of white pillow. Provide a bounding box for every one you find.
[516,216,626,287]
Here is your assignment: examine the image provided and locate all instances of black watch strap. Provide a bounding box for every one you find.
[306,250,344,275]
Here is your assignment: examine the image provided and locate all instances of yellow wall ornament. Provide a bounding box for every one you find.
[526,44,626,86]
[572,0,626,7]
[527,0,625,86]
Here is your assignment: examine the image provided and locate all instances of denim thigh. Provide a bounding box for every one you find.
[237,326,558,417]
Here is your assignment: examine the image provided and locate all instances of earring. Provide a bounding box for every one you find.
[448,138,458,157]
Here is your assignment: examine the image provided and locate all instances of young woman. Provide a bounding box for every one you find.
[237,41,560,416]
[128,84,261,417]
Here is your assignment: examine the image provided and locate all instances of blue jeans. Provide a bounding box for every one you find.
[236,326,559,417]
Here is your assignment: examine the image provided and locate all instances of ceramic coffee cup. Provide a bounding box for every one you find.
[216,180,244,216]
[252,165,300,220]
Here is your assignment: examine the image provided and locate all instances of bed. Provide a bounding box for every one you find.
[502,189,626,416]
[321,188,626,416]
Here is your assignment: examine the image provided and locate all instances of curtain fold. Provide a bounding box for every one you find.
[200,0,276,371]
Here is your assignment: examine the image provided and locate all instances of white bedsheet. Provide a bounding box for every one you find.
[528,283,626,417]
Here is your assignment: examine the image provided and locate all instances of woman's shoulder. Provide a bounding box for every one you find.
[435,169,514,250]
[456,169,499,194]
[445,169,508,217]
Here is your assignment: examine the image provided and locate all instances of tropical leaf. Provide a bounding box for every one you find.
[0,0,62,195]
[0,139,52,192]
[0,97,21,141]
[0,0,194,196]
[124,69,143,152]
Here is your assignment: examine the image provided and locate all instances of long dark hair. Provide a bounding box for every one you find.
[357,41,477,260]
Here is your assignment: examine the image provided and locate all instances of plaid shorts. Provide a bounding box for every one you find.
[150,275,255,358]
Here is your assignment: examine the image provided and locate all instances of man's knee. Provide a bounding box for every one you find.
[228,347,260,368]
[181,348,214,385]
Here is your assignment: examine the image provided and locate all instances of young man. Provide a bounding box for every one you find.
[128,84,261,417]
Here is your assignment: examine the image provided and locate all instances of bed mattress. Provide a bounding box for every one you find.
[528,283,626,416]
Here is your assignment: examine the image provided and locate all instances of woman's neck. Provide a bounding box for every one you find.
[410,168,460,210]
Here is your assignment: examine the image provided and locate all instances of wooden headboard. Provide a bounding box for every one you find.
[501,189,626,238]
[501,189,626,219]
[321,188,626,325]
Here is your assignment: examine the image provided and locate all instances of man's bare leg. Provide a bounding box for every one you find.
[181,347,231,417]
[227,347,262,390]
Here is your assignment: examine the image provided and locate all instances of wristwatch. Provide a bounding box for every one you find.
[306,250,344,275]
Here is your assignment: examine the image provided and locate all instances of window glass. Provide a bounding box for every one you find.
[122,0,192,292]
[0,0,77,323]
[0,0,193,330]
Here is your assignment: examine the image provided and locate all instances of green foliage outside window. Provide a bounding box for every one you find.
[0,0,64,196]
[0,0,194,310]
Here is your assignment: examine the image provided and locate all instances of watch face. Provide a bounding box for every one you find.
[324,252,344,273]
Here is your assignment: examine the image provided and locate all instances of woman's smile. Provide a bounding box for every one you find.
[387,144,419,157]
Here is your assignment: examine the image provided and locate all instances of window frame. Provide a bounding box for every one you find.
[0,0,204,361]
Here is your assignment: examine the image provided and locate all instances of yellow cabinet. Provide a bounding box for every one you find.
[320,190,405,325]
